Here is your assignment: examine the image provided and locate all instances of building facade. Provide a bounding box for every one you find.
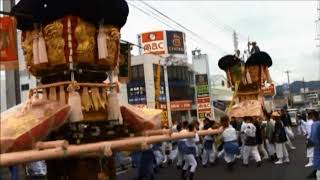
[127,54,196,123]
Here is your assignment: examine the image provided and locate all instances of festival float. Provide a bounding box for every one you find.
[0,0,223,179]
[218,50,273,118]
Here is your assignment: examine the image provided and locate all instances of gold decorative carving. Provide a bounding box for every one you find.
[43,20,66,66]
[74,18,96,63]
[21,31,33,67]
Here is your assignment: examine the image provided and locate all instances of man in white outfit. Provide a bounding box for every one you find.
[182,124,199,180]
[177,122,188,169]
[297,114,307,136]
[201,133,216,167]
[273,111,290,165]
[220,116,240,170]
[305,112,315,167]
[265,112,276,160]
[280,109,296,150]
[242,117,262,166]
[240,118,249,158]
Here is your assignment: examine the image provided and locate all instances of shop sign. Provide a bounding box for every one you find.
[140,31,165,55]
[195,74,208,86]
[170,100,192,111]
[261,84,275,96]
[166,31,185,54]
[197,97,211,111]
[0,16,18,70]
[196,85,209,96]
[196,74,209,97]
[133,104,147,108]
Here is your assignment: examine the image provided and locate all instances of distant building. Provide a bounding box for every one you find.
[128,54,196,122]
[274,80,320,109]
[209,74,232,102]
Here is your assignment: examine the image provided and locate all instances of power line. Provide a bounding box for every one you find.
[128,1,201,49]
[204,14,249,41]
[127,2,176,30]
[137,1,229,54]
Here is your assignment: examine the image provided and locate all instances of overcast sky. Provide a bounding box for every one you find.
[122,1,320,85]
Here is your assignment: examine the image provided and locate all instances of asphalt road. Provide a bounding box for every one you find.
[118,132,317,180]
[0,129,316,180]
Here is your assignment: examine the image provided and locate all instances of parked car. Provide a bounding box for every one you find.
[287,108,298,126]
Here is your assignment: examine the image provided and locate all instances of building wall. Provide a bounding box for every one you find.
[192,54,209,75]
[1,30,37,112]
[129,54,196,122]
[0,77,7,112]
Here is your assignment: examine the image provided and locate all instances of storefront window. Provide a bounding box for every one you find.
[130,65,144,81]
[221,80,225,87]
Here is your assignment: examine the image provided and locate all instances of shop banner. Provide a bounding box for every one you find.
[197,97,211,111]
[195,74,212,121]
[166,31,185,54]
[0,16,18,70]
[119,42,131,83]
[261,83,275,96]
[140,31,165,55]
[195,74,208,86]
[170,100,192,111]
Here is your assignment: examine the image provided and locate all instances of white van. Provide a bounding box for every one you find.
[287,108,298,126]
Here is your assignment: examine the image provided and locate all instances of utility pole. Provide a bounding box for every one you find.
[316,0,320,80]
[284,70,291,108]
[233,31,239,53]
[302,77,307,107]
[285,70,291,92]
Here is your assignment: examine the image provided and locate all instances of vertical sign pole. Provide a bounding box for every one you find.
[164,64,172,128]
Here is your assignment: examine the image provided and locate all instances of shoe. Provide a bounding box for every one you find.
[210,162,216,166]
[242,163,249,167]
[284,158,290,163]
[271,155,277,161]
[256,161,262,167]
[189,172,194,180]
[154,167,158,174]
[306,170,317,179]
[177,165,182,170]
[202,164,208,168]
[305,163,313,167]
[290,146,296,150]
[274,160,283,165]
[181,170,187,180]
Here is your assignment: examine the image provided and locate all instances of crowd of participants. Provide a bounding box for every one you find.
[4,110,320,180]
[131,109,320,180]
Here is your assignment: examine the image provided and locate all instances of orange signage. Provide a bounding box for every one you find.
[140,31,165,55]
[170,100,192,111]
[197,97,211,112]
[0,16,18,70]
[261,84,275,96]
[133,104,147,108]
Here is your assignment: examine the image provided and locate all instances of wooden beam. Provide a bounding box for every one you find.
[0,128,222,167]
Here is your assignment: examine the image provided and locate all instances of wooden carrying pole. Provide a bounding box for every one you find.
[0,128,221,167]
